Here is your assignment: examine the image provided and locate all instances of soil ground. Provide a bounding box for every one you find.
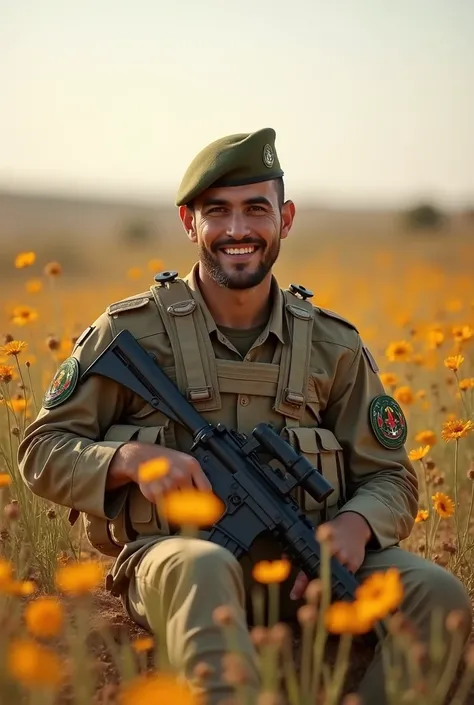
[71,588,473,705]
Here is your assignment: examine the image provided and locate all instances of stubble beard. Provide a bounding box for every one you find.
[199,237,281,290]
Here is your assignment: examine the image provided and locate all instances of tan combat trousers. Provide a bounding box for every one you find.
[125,534,472,705]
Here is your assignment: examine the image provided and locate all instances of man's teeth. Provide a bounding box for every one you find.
[223,246,256,255]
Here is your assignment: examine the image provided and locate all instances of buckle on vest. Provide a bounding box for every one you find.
[284,389,305,406]
[187,386,212,402]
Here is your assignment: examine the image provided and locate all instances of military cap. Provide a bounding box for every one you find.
[175,127,284,206]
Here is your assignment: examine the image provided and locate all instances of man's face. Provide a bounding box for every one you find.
[181,181,294,290]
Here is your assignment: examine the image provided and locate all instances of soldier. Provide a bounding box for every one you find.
[18,128,471,705]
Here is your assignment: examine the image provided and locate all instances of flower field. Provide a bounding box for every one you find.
[0,228,473,704]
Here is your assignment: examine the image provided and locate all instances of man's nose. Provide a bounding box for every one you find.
[225,212,250,239]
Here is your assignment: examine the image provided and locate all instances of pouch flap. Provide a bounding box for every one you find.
[287,427,319,454]
[313,428,343,452]
[104,425,140,442]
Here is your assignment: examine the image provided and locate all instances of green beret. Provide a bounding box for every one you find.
[175,127,284,206]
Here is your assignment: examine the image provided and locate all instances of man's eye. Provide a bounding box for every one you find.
[249,205,265,212]
[207,207,226,214]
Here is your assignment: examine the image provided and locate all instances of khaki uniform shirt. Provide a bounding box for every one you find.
[17,264,418,592]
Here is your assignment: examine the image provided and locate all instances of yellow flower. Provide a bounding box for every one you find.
[459,378,474,391]
[24,597,64,638]
[379,372,398,388]
[9,580,37,596]
[0,365,15,383]
[131,637,155,653]
[147,258,164,272]
[127,267,143,280]
[445,299,463,313]
[444,355,464,372]
[14,251,36,269]
[138,457,170,483]
[355,568,404,622]
[7,639,64,689]
[415,430,437,447]
[119,673,198,705]
[432,492,455,519]
[385,341,413,362]
[1,340,27,357]
[427,329,444,350]
[44,261,62,276]
[415,509,429,523]
[25,278,43,294]
[324,601,374,635]
[412,354,426,366]
[162,489,224,528]
[0,473,13,488]
[394,385,414,405]
[252,559,292,584]
[408,446,430,461]
[441,419,474,442]
[453,325,473,343]
[8,398,28,413]
[11,305,38,327]
[0,558,14,587]
[55,560,104,596]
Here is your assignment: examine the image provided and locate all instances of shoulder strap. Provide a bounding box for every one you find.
[150,277,221,411]
[274,290,315,427]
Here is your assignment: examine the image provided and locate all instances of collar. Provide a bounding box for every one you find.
[183,262,286,344]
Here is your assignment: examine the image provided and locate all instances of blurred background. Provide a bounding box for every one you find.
[1,0,473,351]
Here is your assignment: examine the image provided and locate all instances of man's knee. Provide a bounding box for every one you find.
[137,537,243,593]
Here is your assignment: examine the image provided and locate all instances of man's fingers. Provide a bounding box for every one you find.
[290,571,309,601]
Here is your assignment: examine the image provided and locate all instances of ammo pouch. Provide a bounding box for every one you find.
[78,423,171,557]
[280,426,347,522]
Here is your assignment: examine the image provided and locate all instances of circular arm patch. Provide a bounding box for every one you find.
[369,395,407,449]
[43,357,79,409]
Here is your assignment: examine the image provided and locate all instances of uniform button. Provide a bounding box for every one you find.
[239,395,249,406]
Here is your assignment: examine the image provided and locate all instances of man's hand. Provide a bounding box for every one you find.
[107,441,211,503]
[289,512,372,601]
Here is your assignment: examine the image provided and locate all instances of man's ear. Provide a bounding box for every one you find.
[178,205,197,242]
[280,200,296,241]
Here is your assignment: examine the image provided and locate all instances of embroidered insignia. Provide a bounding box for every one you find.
[43,357,79,409]
[369,395,407,449]
[262,143,274,168]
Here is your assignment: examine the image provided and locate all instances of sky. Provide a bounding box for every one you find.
[1,0,473,208]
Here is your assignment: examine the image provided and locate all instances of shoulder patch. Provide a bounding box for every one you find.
[369,395,407,449]
[316,307,359,332]
[43,357,79,409]
[106,296,150,316]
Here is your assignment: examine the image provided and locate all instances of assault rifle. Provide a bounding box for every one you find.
[82,329,360,602]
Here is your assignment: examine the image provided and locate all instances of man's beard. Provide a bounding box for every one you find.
[198,237,281,290]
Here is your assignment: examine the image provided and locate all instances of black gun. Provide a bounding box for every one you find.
[82,329,360,602]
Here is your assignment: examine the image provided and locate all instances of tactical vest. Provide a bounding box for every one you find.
[79,273,347,557]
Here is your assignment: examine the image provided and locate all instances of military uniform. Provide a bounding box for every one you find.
[18,129,471,705]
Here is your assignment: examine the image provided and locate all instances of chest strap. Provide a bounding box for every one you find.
[274,291,315,427]
[150,279,221,411]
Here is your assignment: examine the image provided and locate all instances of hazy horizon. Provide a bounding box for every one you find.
[1,0,473,209]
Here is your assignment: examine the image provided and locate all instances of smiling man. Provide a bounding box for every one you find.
[18,128,471,705]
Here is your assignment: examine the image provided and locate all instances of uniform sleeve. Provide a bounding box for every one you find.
[17,313,134,520]
[323,336,419,550]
